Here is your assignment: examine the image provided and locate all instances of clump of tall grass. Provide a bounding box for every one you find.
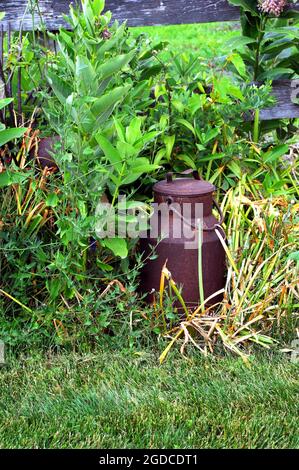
[158,179,299,363]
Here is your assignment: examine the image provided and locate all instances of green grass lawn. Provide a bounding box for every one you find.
[0,350,298,448]
[131,22,240,59]
[1,23,297,451]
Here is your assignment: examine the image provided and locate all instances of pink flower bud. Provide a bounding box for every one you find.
[258,0,288,16]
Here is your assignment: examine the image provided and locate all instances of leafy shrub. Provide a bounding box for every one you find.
[43,0,161,260]
[228,0,299,80]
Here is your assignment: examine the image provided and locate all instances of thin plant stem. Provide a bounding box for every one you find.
[253,108,260,143]
[253,16,267,81]
[197,219,205,314]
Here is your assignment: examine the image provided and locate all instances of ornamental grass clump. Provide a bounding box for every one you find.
[158,180,299,364]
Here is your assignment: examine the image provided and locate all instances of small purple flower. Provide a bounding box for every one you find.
[102,29,111,40]
[258,0,288,16]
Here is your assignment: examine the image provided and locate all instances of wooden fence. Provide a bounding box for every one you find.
[0,0,299,120]
[1,1,244,30]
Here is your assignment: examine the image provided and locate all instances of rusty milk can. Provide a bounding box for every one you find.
[139,170,226,307]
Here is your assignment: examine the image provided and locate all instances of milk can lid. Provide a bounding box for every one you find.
[153,171,215,197]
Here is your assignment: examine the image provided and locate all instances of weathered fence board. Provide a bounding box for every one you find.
[0,1,241,30]
[260,80,299,120]
[0,1,298,30]
[101,0,241,27]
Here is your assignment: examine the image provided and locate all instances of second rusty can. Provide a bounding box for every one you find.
[139,171,226,308]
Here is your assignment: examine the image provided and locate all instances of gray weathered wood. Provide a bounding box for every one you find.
[104,0,241,27]
[0,0,240,31]
[260,80,299,120]
[0,1,64,32]
[0,1,298,30]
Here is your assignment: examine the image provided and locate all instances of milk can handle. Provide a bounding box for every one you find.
[166,197,224,231]
[203,199,224,231]
[166,169,200,182]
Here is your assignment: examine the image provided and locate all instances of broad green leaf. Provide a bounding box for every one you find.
[125,117,142,145]
[46,193,59,208]
[96,134,122,173]
[263,38,293,56]
[0,127,27,147]
[58,30,74,48]
[228,161,242,178]
[78,200,87,219]
[81,0,96,35]
[0,98,13,110]
[271,27,299,40]
[172,100,185,113]
[154,148,166,165]
[226,36,256,50]
[0,170,29,188]
[75,102,96,134]
[288,251,299,263]
[140,64,163,81]
[91,0,105,15]
[197,153,225,162]
[46,278,62,300]
[47,70,72,105]
[263,145,289,164]
[96,260,113,272]
[117,141,138,159]
[176,154,196,169]
[75,56,96,95]
[116,200,148,211]
[163,135,176,161]
[136,130,159,149]
[97,51,135,82]
[121,162,159,185]
[281,9,299,21]
[202,128,220,144]
[176,119,196,135]
[120,172,144,185]
[228,85,244,102]
[139,41,169,60]
[56,35,75,72]
[230,53,247,78]
[188,94,206,115]
[130,162,159,174]
[102,237,128,259]
[96,23,127,58]
[213,77,244,102]
[113,118,126,141]
[196,144,206,152]
[91,85,131,124]
[258,68,294,81]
